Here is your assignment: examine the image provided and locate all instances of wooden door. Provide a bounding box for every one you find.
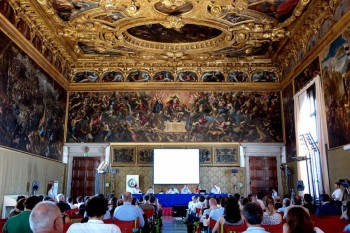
[249,157,277,195]
[71,157,101,199]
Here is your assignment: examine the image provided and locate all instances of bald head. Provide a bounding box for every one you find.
[29,201,63,233]
[122,192,132,202]
[209,198,217,207]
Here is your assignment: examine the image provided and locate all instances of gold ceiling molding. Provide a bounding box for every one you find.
[276,0,334,68]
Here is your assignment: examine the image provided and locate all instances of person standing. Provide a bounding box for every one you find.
[48,185,55,200]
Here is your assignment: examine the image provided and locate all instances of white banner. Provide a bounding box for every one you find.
[126,175,139,193]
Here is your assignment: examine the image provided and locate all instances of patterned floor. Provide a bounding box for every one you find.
[160,216,188,233]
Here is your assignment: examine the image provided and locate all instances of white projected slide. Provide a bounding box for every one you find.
[153,149,200,184]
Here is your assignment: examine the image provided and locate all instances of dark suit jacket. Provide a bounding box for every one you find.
[315,202,341,216]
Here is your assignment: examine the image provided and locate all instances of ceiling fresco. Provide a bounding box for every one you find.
[18,0,311,66]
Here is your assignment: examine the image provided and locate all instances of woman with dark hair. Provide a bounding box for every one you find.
[262,195,282,225]
[283,207,324,233]
[212,197,243,233]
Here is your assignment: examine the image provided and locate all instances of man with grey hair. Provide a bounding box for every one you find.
[29,201,63,233]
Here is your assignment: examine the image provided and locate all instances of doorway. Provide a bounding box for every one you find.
[249,156,278,194]
[71,157,101,199]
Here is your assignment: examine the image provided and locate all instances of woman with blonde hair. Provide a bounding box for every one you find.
[262,195,282,225]
[283,207,324,233]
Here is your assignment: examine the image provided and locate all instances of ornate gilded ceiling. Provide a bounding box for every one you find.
[3,0,346,86]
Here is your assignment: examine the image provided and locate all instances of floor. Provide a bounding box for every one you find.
[159,216,188,233]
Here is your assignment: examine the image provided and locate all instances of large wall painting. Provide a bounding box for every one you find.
[0,31,67,160]
[283,82,296,162]
[294,57,320,94]
[67,91,283,143]
[321,26,350,148]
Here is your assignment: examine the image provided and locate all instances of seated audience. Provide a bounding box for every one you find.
[66,197,75,209]
[74,196,83,208]
[209,197,225,221]
[283,195,309,219]
[113,192,145,228]
[315,194,341,216]
[67,196,120,233]
[56,194,70,214]
[278,198,291,213]
[181,185,192,194]
[29,201,63,233]
[303,194,316,214]
[166,186,179,194]
[57,202,71,224]
[242,202,269,233]
[3,196,41,233]
[201,198,218,226]
[343,201,350,231]
[261,195,282,225]
[139,195,155,211]
[212,197,243,233]
[9,196,26,217]
[283,206,324,233]
[274,196,282,210]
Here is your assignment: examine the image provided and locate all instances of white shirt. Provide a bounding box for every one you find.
[146,188,154,194]
[211,186,221,194]
[67,219,121,233]
[243,226,269,233]
[132,188,142,194]
[167,188,179,194]
[332,188,343,201]
[181,187,192,194]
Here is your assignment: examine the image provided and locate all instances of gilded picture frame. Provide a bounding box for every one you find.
[111,146,136,166]
[136,147,154,166]
[213,144,240,166]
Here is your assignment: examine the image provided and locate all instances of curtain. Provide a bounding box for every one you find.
[294,75,330,198]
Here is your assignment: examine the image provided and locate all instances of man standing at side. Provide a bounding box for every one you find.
[3,196,41,233]
[29,201,63,233]
[113,192,145,228]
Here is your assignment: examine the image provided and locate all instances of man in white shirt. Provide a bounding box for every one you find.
[181,185,192,194]
[145,186,154,194]
[132,184,142,194]
[210,185,221,194]
[47,185,55,200]
[67,196,121,233]
[242,202,269,233]
[166,186,179,194]
[331,182,343,201]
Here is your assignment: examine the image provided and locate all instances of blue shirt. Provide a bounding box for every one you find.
[113,203,145,227]
[209,207,224,221]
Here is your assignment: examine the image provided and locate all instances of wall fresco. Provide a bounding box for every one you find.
[0,31,66,160]
[67,91,283,143]
[283,82,296,161]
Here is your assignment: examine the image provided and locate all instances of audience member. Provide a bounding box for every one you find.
[332,182,343,201]
[29,201,63,233]
[242,202,268,233]
[74,196,83,208]
[56,194,70,214]
[9,196,25,217]
[181,185,192,194]
[315,194,341,216]
[283,206,324,233]
[261,195,282,225]
[283,195,309,219]
[303,194,316,214]
[132,184,142,194]
[66,197,74,209]
[139,195,155,211]
[209,197,225,221]
[212,197,243,233]
[67,196,121,233]
[108,196,118,215]
[57,202,71,224]
[343,201,350,231]
[274,196,282,210]
[211,185,221,194]
[277,198,290,213]
[255,192,266,211]
[113,192,145,228]
[166,186,179,194]
[201,198,219,227]
[2,196,41,233]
